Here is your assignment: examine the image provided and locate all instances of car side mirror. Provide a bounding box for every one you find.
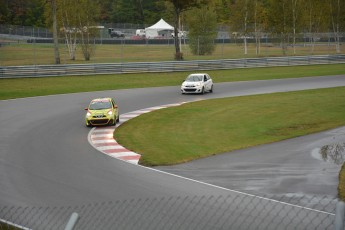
[114,105,118,108]
[84,108,88,110]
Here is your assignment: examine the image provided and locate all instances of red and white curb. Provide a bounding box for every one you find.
[88,102,186,164]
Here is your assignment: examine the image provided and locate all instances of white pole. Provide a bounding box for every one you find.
[64,212,79,230]
[335,201,345,230]
[179,15,182,52]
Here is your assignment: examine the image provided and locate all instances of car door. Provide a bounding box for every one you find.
[111,99,118,117]
[207,74,213,90]
[204,74,211,91]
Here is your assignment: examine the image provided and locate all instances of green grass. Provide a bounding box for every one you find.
[0,224,20,230]
[114,87,345,166]
[1,42,343,66]
[340,164,345,201]
[1,64,344,100]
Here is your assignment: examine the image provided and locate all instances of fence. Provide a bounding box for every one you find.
[1,23,344,67]
[0,54,344,79]
[0,194,344,230]
[1,24,344,40]
[0,25,53,39]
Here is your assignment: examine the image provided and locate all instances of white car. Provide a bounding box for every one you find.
[181,73,213,94]
[136,29,145,37]
[171,31,187,38]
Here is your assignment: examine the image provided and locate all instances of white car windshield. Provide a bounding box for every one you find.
[186,75,203,82]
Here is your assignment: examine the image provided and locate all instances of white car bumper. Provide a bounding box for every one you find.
[181,85,204,94]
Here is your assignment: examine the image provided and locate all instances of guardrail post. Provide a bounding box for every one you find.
[64,212,79,230]
[335,201,345,230]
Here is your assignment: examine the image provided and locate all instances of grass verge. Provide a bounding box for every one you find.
[339,164,345,201]
[0,64,345,100]
[1,43,344,66]
[114,87,345,163]
[0,224,20,230]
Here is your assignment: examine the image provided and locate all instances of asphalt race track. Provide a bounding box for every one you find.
[1,75,345,229]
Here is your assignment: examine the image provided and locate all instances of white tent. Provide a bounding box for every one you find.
[145,19,174,39]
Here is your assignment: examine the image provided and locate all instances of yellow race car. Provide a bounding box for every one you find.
[85,98,119,127]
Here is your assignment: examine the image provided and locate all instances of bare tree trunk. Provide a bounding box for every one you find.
[330,0,340,53]
[254,0,259,55]
[62,24,77,60]
[308,0,313,54]
[174,8,182,60]
[314,7,324,54]
[51,0,60,64]
[243,0,248,55]
[61,0,77,60]
[282,1,287,55]
[292,0,298,55]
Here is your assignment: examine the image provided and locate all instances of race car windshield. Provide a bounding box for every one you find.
[186,75,202,82]
[89,101,112,110]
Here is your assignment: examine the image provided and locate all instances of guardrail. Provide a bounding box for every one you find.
[0,54,344,79]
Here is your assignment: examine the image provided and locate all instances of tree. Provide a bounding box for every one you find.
[300,0,329,54]
[0,0,45,26]
[97,0,113,23]
[46,0,61,64]
[253,0,268,55]
[76,0,100,61]
[142,0,168,25]
[0,0,9,24]
[212,0,232,24]
[268,0,293,55]
[229,0,253,55]
[291,0,298,54]
[57,0,79,60]
[329,0,344,53]
[166,0,209,60]
[25,0,46,27]
[109,0,165,25]
[187,6,217,55]
[112,0,139,24]
[229,0,267,55]
[45,0,100,61]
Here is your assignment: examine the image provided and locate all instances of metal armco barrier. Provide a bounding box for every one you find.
[0,54,344,79]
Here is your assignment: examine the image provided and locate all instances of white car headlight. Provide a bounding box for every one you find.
[86,112,92,117]
[107,110,113,115]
